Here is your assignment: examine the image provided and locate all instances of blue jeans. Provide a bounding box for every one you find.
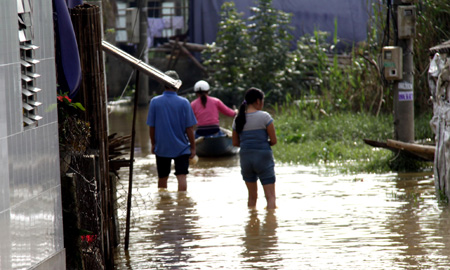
[239,149,275,185]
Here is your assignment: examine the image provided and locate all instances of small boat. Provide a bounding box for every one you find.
[195,128,239,157]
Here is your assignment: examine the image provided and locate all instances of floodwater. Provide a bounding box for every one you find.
[109,104,450,270]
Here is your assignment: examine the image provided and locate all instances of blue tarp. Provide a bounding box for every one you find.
[67,0,82,8]
[53,0,82,98]
[189,0,375,48]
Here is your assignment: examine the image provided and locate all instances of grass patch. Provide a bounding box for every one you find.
[272,108,433,173]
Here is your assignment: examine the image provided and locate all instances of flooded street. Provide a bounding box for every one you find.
[110,105,450,269]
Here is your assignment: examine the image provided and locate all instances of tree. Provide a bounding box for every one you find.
[246,0,293,102]
[203,0,293,104]
[203,2,253,105]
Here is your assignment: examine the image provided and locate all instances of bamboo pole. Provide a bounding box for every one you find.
[102,41,182,89]
[171,40,184,69]
[166,39,178,70]
[175,40,207,74]
[167,39,212,51]
[124,71,140,250]
[71,4,114,269]
[386,139,435,161]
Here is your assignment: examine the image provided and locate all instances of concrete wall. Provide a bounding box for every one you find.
[0,0,66,269]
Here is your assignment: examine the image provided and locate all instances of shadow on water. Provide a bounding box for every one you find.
[110,103,450,269]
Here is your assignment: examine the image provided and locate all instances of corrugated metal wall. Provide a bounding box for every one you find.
[0,1,66,269]
[189,0,375,49]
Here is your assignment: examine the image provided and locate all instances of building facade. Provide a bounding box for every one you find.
[0,0,66,269]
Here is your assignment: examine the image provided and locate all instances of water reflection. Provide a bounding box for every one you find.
[386,173,450,269]
[110,104,450,270]
[241,210,280,269]
[148,191,200,268]
[438,208,450,262]
[108,105,151,156]
[388,175,428,267]
[119,190,200,269]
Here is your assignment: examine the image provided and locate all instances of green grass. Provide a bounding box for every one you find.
[272,107,433,173]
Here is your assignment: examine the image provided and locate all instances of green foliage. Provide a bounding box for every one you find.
[202,0,449,116]
[414,1,450,115]
[437,189,449,204]
[203,0,441,173]
[245,0,293,102]
[415,112,434,142]
[58,92,85,111]
[203,2,252,105]
[203,0,385,114]
[203,0,294,105]
[57,92,90,155]
[273,108,394,173]
[272,106,432,173]
[284,31,332,99]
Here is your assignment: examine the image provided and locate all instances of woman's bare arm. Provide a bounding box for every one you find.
[267,122,277,146]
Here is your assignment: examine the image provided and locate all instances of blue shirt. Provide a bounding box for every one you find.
[147,91,197,158]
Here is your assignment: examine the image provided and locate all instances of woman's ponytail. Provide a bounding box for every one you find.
[235,87,264,134]
[200,93,207,107]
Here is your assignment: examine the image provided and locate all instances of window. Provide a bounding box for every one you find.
[18,0,42,128]
[116,2,128,42]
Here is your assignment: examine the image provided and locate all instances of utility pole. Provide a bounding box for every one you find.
[392,1,416,142]
[137,0,150,106]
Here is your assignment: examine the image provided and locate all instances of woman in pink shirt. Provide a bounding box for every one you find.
[191,80,237,138]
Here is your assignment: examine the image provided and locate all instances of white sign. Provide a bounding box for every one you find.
[398,81,413,90]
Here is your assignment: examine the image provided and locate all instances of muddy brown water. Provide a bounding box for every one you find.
[109,104,450,269]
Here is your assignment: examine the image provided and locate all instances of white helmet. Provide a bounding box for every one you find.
[194,80,210,92]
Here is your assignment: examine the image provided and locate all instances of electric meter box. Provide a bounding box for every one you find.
[397,5,416,39]
[382,46,403,80]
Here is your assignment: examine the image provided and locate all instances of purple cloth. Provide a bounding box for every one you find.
[66,0,82,8]
[53,0,82,98]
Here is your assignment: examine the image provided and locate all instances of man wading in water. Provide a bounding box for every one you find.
[146,70,197,191]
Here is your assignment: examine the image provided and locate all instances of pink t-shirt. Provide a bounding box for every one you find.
[191,96,236,126]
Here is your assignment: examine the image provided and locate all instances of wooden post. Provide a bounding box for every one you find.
[70,4,114,269]
[137,0,149,106]
[175,40,208,74]
[393,3,415,142]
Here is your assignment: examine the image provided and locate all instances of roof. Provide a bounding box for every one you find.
[430,40,450,54]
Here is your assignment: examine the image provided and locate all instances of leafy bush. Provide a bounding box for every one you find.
[414,1,450,115]
[202,2,252,105]
[203,0,294,105]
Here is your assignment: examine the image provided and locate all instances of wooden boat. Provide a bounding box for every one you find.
[195,128,239,157]
[363,138,435,161]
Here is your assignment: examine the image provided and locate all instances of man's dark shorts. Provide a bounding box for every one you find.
[155,154,190,178]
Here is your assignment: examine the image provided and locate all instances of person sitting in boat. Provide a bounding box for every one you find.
[191,80,237,138]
